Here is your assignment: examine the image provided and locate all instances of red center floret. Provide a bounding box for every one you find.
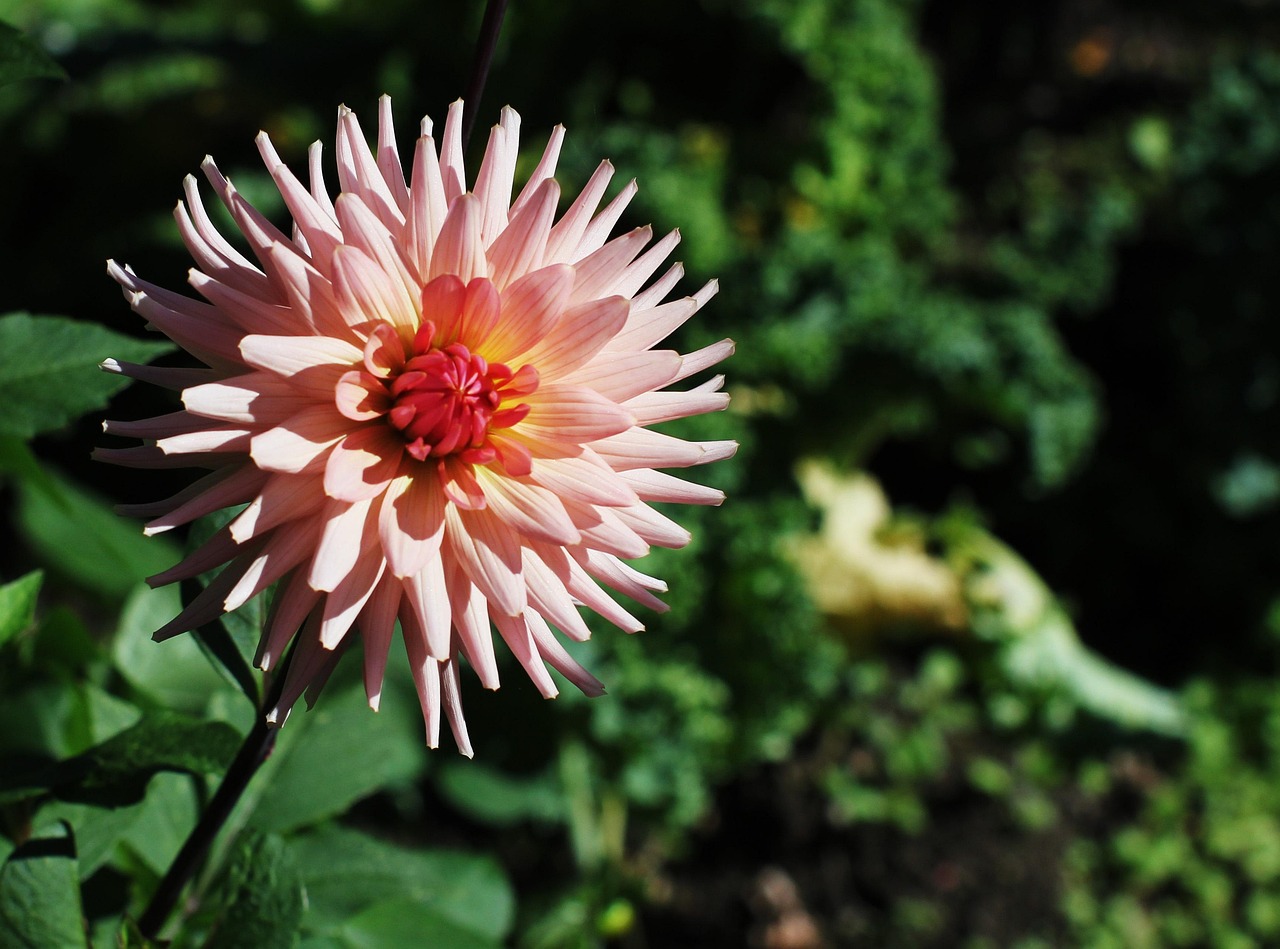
[381,321,537,466]
[388,344,500,461]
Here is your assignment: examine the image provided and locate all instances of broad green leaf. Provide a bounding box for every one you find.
[15,465,180,601]
[0,710,236,806]
[203,832,303,949]
[436,759,565,827]
[0,570,41,649]
[247,681,424,834]
[332,900,501,949]
[116,771,199,876]
[0,822,88,949]
[51,711,240,807]
[0,22,66,87]
[39,800,143,878]
[293,826,515,941]
[29,605,100,676]
[0,682,139,761]
[0,313,171,438]
[113,585,236,713]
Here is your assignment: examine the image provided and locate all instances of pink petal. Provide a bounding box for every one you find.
[559,350,683,402]
[324,424,403,501]
[568,226,652,304]
[491,611,558,698]
[447,561,500,689]
[182,372,305,426]
[250,405,351,474]
[519,296,630,380]
[309,496,379,592]
[408,132,448,278]
[591,427,738,470]
[331,242,418,340]
[487,177,558,289]
[519,384,635,448]
[445,506,525,618]
[404,552,452,659]
[319,550,386,649]
[608,281,718,352]
[544,160,615,264]
[624,379,730,425]
[379,470,445,578]
[526,610,605,697]
[135,465,269,535]
[229,472,327,543]
[526,453,637,507]
[477,471,581,546]
[335,370,391,421]
[357,570,403,710]
[620,468,726,506]
[429,193,487,283]
[483,264,574,364]
[240,333,363,377]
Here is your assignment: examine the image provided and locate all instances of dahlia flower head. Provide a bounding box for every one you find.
[100,97,734,756]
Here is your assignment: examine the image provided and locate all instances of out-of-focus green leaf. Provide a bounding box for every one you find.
[436,760,565,827]
[203,831,303,949]
[247,682,423,834]
[293,826,515,942]
[14,465,180,601]
[30,606,100,676]
[113,584,236,713]
[0,822,87,949]
[0,22,66,87]
[0,313,170,438]
[331,900,501,949]
[0,569,41,649]
[0,711,239,806]
[0,681,140,763]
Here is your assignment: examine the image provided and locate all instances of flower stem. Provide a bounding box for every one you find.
[136,714,278,941]
[137,624,296,942]
[461,0,511,147]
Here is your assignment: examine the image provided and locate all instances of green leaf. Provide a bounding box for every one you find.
[51,711,240,807]
[0,570,41,649]
[1,712,239,806]
[293,826,515,942]
[38,800,142,879]
[0,822,88,949]
[113,585,237,713]
[203,832,303,949]
[247,682,423,834]
[14,465,181,601]
[332,900,502,949]
[115,771,198,877]
[0,682,140,763]
[0,22,67,87]
[436,760,565,827]
[0,313,171,438]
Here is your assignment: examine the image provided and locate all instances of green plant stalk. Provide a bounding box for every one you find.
[136,710,278,941]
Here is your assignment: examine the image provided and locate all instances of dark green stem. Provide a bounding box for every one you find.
[461,0,511,146]
[136,714,277,941]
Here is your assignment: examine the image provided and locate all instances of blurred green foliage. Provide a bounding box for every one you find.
[0,0,1278,945]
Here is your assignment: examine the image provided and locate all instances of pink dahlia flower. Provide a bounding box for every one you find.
[99,98,734,756]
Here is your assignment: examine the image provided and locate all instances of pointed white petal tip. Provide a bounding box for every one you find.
[265,706,289,727]
[367,693,382,713]
[459,746,475,760]
[701,440,739,464]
